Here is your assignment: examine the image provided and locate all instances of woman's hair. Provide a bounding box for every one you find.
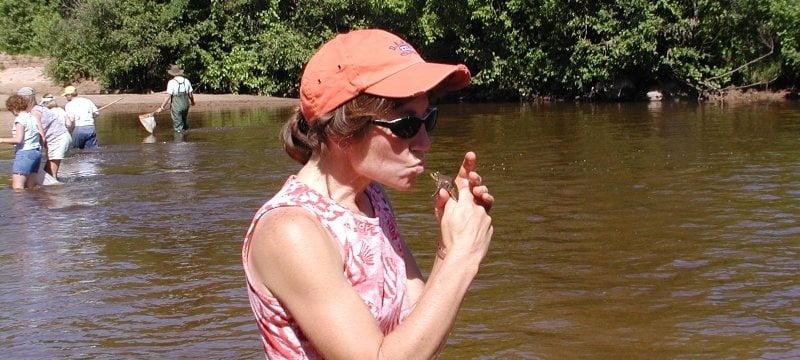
[281,94,400,164]
[41,94,58,109]
[5,94,30,113]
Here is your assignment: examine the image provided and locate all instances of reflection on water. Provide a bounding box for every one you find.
[1,102,799,358]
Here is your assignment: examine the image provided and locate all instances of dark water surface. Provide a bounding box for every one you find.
[1,102,799,358]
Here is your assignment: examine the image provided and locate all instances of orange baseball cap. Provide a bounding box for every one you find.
[300,29,471,123]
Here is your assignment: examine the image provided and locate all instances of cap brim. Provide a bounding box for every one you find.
[364,62,470,99]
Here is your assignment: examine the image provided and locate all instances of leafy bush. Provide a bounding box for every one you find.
[2,0,798,99]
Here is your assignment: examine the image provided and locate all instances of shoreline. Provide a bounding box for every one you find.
[1,53,795,129]
[0,54,298,129]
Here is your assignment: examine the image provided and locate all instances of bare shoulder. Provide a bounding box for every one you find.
[253,206,323,243]
[249,206,338,267]
[248,205,345,300]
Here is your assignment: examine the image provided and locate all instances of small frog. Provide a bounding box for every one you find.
[430,171,458,200]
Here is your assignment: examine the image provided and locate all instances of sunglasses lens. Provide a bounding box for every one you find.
[372,107,439,139]
[423,108,437,132]
[396,118,422,138]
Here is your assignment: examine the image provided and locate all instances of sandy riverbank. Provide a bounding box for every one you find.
[0,54,298,129]
[1,53,795,129]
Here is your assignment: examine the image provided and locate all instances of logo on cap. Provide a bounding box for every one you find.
[389,42,416,56]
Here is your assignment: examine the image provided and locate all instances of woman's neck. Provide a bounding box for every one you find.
[297,154,374,217]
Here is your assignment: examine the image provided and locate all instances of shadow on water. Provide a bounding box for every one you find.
[1,101,800,358]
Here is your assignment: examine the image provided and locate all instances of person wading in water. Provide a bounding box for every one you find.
[157,64,196,133]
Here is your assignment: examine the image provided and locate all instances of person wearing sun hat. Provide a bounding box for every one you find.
[63,85,100,149]
[14,87,70,183]
[156,64,196,133]
[38,93,72,180]
[242,28,495,358]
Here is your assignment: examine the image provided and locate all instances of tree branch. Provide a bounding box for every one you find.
[704,34,774,83]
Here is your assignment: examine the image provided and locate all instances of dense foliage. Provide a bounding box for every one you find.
[1,0,798,100]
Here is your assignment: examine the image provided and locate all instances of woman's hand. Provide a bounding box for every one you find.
[433,152,495,221]
[432,151,494,261]
[457,151,494,212]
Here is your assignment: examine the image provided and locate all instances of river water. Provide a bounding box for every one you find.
[1,101,798,358]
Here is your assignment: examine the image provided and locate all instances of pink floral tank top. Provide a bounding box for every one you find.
[242,176,412,359]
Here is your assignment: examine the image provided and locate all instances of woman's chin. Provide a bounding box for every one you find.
[384,177,418,192]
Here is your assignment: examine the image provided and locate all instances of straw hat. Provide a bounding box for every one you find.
[62,86,77,96]
[167,64,184,76]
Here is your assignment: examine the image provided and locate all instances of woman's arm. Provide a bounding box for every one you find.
[33,113,46,147]
[403,151,496,355]
[64,113,75,132]
[0,123,26,145]
[403,151,495,308]
[248,207,389,359]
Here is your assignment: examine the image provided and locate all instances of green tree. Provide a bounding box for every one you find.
[45,0,183,90]
[3,0,797,99]
[768,0,800,82]
[0,0,61,55]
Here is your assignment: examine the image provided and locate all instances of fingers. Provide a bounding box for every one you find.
[462,153,495,213]
[455,151,477,188]
[436,152,494,214]
[454,152,478,203]
[471,185,494,213]
[432,187,450,223]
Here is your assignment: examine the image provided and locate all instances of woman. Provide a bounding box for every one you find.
[1,94,45,189]
[38,93,73,180]
[242,29,495,359]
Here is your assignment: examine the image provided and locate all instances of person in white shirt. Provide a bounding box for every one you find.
[63,85,99,149]
[157,64,196,133]
[40,93,73,179]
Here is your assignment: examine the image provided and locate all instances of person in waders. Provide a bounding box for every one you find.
[157,64,196,133]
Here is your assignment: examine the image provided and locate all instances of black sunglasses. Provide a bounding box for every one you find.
[371,107,438,139]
